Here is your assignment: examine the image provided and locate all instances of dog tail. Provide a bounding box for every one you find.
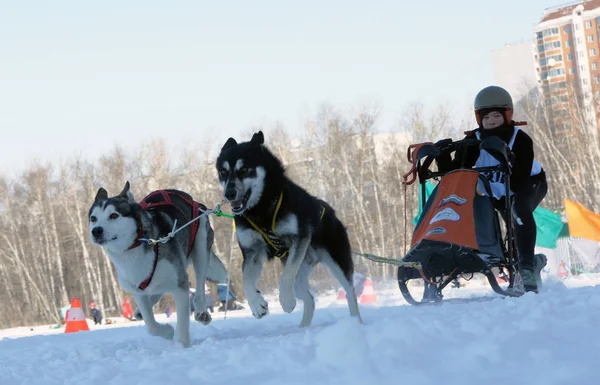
[206,251,229,284]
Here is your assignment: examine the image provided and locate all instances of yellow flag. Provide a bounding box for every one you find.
[564,199,600,242]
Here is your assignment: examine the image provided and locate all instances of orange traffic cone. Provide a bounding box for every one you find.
[360,279,377,304]
[65,298,90,333]
[558,262,568,278]
[337,288,346,300]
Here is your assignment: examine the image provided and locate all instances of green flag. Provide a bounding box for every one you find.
[533,206,563,249]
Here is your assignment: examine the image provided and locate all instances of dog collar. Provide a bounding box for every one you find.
[127,215,147,250]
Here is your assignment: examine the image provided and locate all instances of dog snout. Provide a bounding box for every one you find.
[92,227,104,238]
[225,183,237,200]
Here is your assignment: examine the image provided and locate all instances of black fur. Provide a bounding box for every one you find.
[216,131,354,281]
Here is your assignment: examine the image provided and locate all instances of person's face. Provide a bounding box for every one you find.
[482,111,505,129]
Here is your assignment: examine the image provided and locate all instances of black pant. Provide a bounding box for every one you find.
[494,174,548,270]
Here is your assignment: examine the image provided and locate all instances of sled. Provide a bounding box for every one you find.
[396,136,525,305]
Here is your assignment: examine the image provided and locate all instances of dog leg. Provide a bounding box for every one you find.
[133,293,163,320]
[294,259,316,327]
[190,218,212,325]
[242,250,269,319]
[320,251,363,324]
[172,287,191,348]
[279,236,310,314]
[134,293,175,341]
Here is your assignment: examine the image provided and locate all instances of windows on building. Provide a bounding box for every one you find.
[542,68,566,79]
[544,41,561,51]
[539,54,563,66]
[543,27,560,37]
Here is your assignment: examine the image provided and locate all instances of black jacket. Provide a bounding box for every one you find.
[437,124,544,193]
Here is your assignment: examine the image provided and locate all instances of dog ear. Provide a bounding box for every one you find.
[95,187,108,201]
[250,131,264,146]
[118,181,136,203]
[222,137,238,151]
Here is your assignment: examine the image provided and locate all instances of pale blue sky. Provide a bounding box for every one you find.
[0,0,558,174]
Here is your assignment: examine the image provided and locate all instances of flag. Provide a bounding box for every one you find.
[564,199,600,242]
[533,206,563,249]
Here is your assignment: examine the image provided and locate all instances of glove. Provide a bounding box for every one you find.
[434,138,453,149]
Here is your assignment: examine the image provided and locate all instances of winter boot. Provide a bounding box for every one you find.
[520,268,538,293]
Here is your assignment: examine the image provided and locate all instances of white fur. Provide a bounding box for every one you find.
[236,226,264,249]
[89,204,138,253]
[294,255,316,327]
[316,248,362,321]
[223,161,230,171]
[244,166,266,210]
[235,159,244,171]
[90,195,218,348]
[242,248,269,319]
[278,234,311,314]
[274,214,298,236]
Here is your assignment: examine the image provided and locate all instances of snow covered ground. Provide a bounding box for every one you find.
[2,274,600,385]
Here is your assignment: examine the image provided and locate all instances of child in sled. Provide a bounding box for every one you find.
[437,85,548,293]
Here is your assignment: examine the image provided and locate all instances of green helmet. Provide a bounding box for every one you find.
[473,85,513,111]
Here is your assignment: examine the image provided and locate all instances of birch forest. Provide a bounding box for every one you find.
[1,99,599,329]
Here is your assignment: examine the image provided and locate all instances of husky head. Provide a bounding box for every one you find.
[216,131,285,215]
[88,181,143,251]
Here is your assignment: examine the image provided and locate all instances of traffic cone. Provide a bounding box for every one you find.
[558,262,568,278]
[337,288,346,300]
[360,279,377,304]
[65,298,90,333]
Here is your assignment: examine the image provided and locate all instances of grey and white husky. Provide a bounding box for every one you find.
[215,131,362,327]
[88,181,228,348]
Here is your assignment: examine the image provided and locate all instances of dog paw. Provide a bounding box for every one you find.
[175,334,191,349]
[195,311,212,325]
[279,290,296,314]
[299,319,312,328]
[147,323,174,340]
[249,296,269,319]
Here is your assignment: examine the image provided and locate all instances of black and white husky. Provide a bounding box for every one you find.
[215,131,362,327]
[88,182,228,348]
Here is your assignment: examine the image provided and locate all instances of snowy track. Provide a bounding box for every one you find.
[2,275,600,385]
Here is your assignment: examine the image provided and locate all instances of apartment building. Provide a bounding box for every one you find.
[533,0,600,134]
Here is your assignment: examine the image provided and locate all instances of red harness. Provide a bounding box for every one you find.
[128,190,203,290]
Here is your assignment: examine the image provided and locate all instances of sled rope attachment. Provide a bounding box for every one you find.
[142,200,234,245]
[351,250,439,285]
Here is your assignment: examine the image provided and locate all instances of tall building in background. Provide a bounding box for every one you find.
[533,0,600,134]
[492,41,538,103]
